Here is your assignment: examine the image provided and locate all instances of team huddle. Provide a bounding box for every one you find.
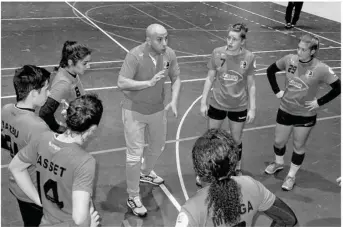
[2,22,341,227]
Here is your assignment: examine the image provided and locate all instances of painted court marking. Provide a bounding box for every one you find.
[219,2,341,45]
[2,67,341,99]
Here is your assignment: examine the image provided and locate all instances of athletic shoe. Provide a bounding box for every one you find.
[140,170,164,185]
[265,162,284,174]
[291,24,295,28]
[282,176,296,191]
[127,196,147,217]
[285,23,292,29]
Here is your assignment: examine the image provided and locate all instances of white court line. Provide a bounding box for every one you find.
[2,46,340,72]
[146,2,226,42]
[274,10,285,14]
[2,67,341,99]
[129,5,175,29]
[175,94,341,201]
[1,114,340,170]
[220,2,341,45]
[1,16,79,21]
[64,1,129,53]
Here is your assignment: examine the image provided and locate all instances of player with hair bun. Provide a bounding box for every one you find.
[200,23,257,178]
[39,40,92,134]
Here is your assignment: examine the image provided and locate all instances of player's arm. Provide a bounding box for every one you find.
[168,54,181,107]
[8,147,42,207]
[266,62,282,96]
[200,69,216,106]
[253,177,297,227]
[317,67,341,106]
[39,80,69,133]
[72,157,96,226]
[117,52,153,90]
[264,196,298,227]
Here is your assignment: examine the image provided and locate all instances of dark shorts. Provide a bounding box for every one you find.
[208,105,247,122]
[17,198,43,227]
[276,108,317,127]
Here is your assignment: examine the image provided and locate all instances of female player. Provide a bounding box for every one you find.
[264,34,341,191]
[200,23,256,174]
[176,129,298,227]
[9,94,103,226]
[39,40,92,133]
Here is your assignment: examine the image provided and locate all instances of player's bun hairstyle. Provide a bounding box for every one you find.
[299,34,320,57]
[13,65,51,102]
[192,128,242,226]
[66,93,103,133]
[228,23,249,40]
[58,40,92,69]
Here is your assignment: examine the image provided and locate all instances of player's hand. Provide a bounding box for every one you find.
[336,177,341,186]
[165,101,178,118]
[275,90,284,99]
[200,103,208,117]
[149,70,165,87]
[305,98,319,111]
[246,108,256,123]
[90,206,100,227]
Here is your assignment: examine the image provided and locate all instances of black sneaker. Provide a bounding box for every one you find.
[285,23,292,29]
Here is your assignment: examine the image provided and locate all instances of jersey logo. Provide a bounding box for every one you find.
[240,61,247,69]
[287,65,297,74]
[163,61,170,70]
[305,70,313,78]
[287,77,309,92]
[220,70,243,87]
[75,86,81,97]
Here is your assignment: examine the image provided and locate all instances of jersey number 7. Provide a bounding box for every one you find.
[37,171,64,209]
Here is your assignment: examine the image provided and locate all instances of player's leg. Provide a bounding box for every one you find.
[291,2,304,27]
[227,109,247,173]
[17,199,43,227]
[140,109,166,185]
[207,105,226,129]
[282,115,316,191]
[285,2,294,28]
[122,108,147,217]
[265,109,293,174]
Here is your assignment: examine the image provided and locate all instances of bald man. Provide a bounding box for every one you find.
[117,24,181,217]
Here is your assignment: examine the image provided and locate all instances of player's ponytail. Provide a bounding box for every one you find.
[192,129,242,226]
[58,40,92,69]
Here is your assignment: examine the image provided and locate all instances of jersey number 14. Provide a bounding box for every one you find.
[37,171,64,209]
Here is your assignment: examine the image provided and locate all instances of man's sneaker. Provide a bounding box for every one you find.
[291,24,295,28]
[127,196,147,217]
[282,176,296,191]
[285,23,292,29]
[265,162,284,174]
[140,170,164,185]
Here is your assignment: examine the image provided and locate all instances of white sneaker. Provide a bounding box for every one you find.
[140,170,164,185]
[127,196,147,217]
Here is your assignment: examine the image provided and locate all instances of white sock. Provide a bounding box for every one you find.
[275,155,284,165]
[288,163,300,178]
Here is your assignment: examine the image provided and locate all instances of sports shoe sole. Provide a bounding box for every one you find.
[264,166,284,175]
[139,178,164,186]
[127,201,147,217]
